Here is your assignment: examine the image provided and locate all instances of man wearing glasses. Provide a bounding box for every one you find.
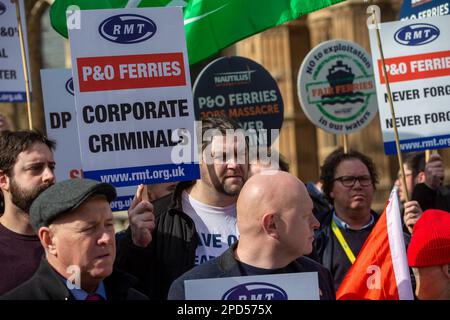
[312,148,381,290]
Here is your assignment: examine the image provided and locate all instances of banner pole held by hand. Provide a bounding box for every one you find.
[343,134,349,154]
[369,6,409,201]
[15,0,33,130]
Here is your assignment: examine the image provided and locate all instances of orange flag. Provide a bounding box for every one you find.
[337,188,414,300]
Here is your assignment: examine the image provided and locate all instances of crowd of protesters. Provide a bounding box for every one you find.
[0,115,449,300]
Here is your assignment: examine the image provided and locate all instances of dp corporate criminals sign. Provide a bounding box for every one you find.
[41,69,135,212]
[297,40,378,134]
[68,7,199,187]
[368,15,450,154]
[193,56,283,146]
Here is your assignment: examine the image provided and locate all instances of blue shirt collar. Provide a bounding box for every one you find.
[332,211,375,230]
[58,274,107,300]
[70,281,107,301]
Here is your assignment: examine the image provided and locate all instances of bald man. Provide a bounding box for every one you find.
[167,171,335,300]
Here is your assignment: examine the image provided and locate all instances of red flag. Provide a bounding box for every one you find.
[337,188,414,300]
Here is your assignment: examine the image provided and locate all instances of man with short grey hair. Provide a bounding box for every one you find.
[1,179,147,300]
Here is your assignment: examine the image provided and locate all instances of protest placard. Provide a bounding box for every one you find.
[0,0,31,103]
[68,7,200,187]
[298,40,378,135]
[41,68,134,211]
[368,15,450,154]
[185,272,319,300]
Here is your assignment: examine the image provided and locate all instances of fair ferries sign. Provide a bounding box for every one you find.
[297,40,378,134]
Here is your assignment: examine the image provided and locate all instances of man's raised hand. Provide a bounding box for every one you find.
[425,153,444,190]
[403,200,423,234]
[128,184,155,247]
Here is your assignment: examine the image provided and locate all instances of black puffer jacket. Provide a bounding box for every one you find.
[115,182,198,300]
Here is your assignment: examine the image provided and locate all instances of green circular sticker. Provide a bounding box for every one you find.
[298,40,378,134]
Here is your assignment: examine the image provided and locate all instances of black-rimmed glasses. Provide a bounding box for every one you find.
[333,175,372,187]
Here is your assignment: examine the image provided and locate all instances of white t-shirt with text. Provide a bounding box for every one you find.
[182,191,239,265]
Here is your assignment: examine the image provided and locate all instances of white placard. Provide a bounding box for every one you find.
[68,7,200,188]
[185,272,319,300]
[41,68,134,212]
[368,15,450,154]
[41,69,80,181]
[297,40,378,134]
[0,0,31,102]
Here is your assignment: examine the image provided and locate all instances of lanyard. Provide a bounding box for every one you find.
[331,219,356,264]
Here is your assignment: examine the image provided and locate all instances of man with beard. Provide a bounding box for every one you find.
[116,117,249,299]
[0,114,11,215]
[0,130,56,295]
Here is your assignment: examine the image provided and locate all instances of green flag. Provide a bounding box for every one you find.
[50,0,345,65]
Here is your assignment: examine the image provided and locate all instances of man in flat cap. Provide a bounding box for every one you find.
[1,179,147,300]
[407,209,450,300]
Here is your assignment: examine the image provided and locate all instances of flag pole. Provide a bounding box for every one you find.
[125,0,142,8]
[369,8,409,202]
[14,0,33,130]
[425,149,431,162]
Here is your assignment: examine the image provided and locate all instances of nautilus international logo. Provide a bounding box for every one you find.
[213,70,256,86]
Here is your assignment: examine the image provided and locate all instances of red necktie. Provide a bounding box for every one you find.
[85,294,104,301]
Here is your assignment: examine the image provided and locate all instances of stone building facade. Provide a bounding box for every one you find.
[1,0,449,211]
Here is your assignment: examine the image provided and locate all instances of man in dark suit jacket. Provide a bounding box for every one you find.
[168,171,335,300]
[1,179,147,300]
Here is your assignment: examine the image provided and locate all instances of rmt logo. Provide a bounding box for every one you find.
[98,14,157,44]
[0,1,6,16]
[394,23,440,46]
[222,282,288,300]
[65,77,74,96]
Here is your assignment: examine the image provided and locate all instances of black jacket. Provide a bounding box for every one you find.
[115,182,198,300]
[312,209,414,291]
[412,183,450,212]
[0,258,148,300]
[312,210,380,273]
[168,242,336,300]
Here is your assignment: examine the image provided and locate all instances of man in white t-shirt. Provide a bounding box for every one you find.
[182,191,239,265]
[116,117,249,299]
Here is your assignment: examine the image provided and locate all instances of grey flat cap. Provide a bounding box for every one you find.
[30,178,116,231]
